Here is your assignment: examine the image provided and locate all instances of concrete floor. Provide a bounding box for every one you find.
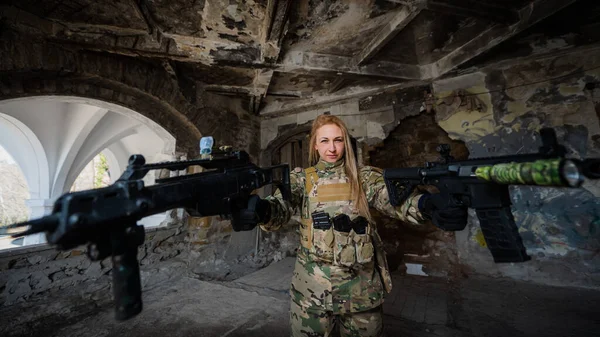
[2,257,600,337]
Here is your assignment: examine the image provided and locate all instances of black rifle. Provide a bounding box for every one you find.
[8,149,291,321]
[383,128,600,263]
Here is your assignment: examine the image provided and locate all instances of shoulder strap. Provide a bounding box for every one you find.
[304,167,318,194]
[300,167,319,250]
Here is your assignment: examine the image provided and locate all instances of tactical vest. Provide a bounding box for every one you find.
[298,167,393,293]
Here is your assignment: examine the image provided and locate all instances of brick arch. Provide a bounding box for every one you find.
[262,124,312,167]
[0,113,49,200]
[0,37,204,154]
[368,111,467,273]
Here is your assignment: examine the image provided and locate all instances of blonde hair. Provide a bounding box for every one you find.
[308,115,371,221]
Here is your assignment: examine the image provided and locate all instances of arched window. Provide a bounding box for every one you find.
[0,145,30,249]
[71,152,112,192]
[265,124,360,169]
[272,131,310,168]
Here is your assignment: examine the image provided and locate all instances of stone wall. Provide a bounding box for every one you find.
[0,211,186,308]
[259,46,600,288]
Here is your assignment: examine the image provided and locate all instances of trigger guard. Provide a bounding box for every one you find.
[432,217,468,231]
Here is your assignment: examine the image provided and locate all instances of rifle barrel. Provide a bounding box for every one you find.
[582,158,600,179]
[9,215,59,238]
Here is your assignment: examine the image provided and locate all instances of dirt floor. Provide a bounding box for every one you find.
[1,257,599,337]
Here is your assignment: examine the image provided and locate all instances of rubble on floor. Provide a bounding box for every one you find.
[1,257,599,337]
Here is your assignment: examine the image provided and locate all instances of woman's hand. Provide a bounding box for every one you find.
[419,193,469,231]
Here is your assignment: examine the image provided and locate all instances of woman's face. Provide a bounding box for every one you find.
[314,124,345,163]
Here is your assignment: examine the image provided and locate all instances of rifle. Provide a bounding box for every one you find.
[383,128,600,264]
[7,147,291,321]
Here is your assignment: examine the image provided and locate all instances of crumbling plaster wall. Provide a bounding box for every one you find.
[437,50,600,289]
[260,47,600,288]
[368,112,470,278]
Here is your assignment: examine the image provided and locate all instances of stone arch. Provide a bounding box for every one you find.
[0,96,178,198]
[0,35,203,154]
[0,113,49,200]
[58,125,138,196]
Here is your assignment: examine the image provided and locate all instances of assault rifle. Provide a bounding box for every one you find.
[383,128,600,263]
[7,147,291,321]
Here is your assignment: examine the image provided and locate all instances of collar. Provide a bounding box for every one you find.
[314,158,344,171]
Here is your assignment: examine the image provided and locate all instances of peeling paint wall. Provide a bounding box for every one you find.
[434,49,600,288]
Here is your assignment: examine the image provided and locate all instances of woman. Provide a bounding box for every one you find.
[253,114,467,337]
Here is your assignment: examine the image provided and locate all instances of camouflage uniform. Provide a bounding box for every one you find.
[261,159,426,337]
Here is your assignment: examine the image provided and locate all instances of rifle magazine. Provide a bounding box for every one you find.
[475,207,531,263]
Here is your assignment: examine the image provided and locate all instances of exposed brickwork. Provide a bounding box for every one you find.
[368,111,469,277]
[369,111,469,169]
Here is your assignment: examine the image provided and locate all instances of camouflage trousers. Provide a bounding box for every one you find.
[290,301,383,337]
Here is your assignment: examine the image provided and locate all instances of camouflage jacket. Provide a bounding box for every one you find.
[261,159,426,314]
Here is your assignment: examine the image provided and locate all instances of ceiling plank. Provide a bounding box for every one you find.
[135,0,166,44]
[277,51,423,80]
[425,0,520,24]
[260,80,427,117]
[253,69,275,110]
[204,85,256,95]
[266,0,293,43]
[433,0,578,77]
[327,77,348,94]
[262,0,293,63]
[353,2,425,66]
[258,0,293,113]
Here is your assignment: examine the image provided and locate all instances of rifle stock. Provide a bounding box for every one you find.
[8,149,290,320]
[383,128,599,263]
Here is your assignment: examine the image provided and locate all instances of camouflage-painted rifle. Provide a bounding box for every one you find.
[383,128,600,263]
[7,148,291,321]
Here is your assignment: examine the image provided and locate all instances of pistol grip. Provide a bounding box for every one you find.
[110,225,144,321]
